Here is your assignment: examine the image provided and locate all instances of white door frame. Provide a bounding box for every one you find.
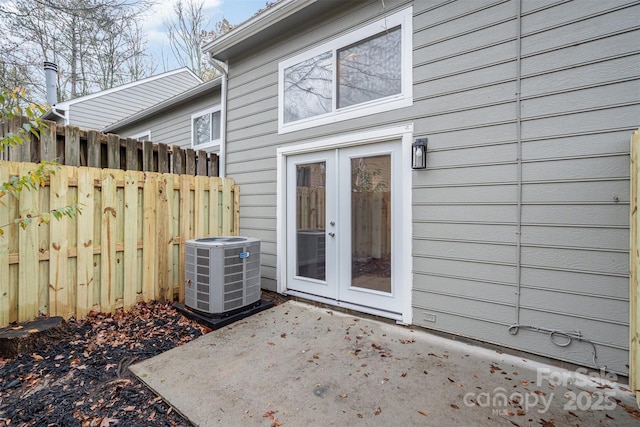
[276,123,414,324]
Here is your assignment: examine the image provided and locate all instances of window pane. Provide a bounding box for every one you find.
[193,113,211,146]
[338,27,402,109]
[296,162,326,280]
[283,51,333,123]
[211,111,221,141]
[351,155,391,293]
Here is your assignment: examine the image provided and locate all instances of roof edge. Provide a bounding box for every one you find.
[43,67,202,120]
[203,0,317,58]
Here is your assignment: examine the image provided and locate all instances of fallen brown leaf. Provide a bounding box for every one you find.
[451,404,459,410]
[374,407,381,416]
[418,410,427,416]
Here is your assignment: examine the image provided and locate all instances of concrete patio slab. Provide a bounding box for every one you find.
[130,301,639,426]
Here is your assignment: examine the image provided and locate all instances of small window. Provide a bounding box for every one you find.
[130,130,151,141]
[191,106,221,148]
[279,7,412,133]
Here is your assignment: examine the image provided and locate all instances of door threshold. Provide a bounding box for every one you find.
[285,290,403,322]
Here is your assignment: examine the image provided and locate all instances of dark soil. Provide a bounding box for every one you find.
[0,301,209,427]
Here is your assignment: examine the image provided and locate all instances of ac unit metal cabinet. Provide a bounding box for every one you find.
[184,237,261,315]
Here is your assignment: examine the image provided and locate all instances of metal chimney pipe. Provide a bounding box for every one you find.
[43,61,58,106]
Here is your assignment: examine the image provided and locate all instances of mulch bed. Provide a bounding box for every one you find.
[0,301,210,426]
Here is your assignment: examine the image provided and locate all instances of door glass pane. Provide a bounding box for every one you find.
[338,27,402,109]
[351,155,391,292]
[296,162,326,280]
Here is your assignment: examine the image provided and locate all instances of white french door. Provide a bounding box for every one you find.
[285,140,404,316]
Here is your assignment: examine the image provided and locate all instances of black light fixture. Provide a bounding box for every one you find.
[412,138,427,169]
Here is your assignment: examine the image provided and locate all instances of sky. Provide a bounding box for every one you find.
[143,0,269,71]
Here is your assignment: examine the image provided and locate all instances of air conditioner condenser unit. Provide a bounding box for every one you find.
[184,236,261,316]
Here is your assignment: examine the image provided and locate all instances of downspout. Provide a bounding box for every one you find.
[208,53,228,178]
[514,0,523,326]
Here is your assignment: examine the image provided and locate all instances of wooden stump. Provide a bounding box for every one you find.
[0,317,68,358]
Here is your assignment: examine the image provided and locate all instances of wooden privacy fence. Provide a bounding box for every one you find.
[296,187,390,258]
[630,128,640,407]
[0,117,218,176]
[0,160,239,327]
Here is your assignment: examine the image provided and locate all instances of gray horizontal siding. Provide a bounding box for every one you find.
[67,70,200,131]
[221,0,639,374]
[112,91,221,150]
[410,0,639,376]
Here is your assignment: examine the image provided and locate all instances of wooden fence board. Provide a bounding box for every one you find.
[18,163,39,321]
[179,174,193,302]
[126,138,138,171]
[39,121,57,162]
[186,149,196,176]
[156,175,168,300]
[65,126,80,166]
[173,146,185,175]
[0,162,9,326]
[143,140,154,172]
[100,170,117,312]
[87,130,101,168]
[194,176,206,237]
[164,174,176,300]
[197,150,207,176]
[142,174,157,302]
[49,165,70,318]
[232,185,240,236]
[76,167,95,318]
[107,134,120,169]
[123,170,140,310]
[158,144,169,174]
[209,178,220,237]
[222,178,233,236]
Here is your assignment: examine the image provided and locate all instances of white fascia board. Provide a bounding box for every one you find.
[203,0,317,58]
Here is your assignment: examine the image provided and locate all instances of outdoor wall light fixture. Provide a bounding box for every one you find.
[412,138,428,169]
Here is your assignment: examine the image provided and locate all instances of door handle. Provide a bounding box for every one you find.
[328,232,335,237]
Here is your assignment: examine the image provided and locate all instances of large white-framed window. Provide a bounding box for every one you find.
[278,7,412,134]
[191,106,222,150]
